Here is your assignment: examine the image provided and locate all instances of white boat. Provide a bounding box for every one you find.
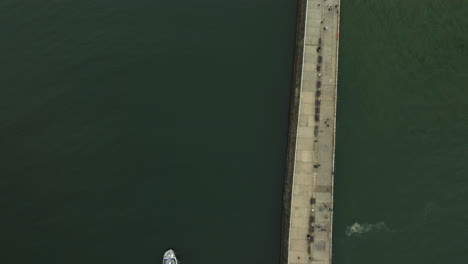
[162,249,178,264]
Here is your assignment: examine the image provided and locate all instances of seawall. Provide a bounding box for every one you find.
[281,0,340,263]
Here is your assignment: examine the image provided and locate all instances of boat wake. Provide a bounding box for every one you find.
[345,222,389,237]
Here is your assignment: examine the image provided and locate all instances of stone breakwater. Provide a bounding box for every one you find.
[281,0,340,264]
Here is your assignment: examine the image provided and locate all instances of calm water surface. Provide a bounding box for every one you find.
[2,0,467,263]
[0,0,297,263]
[334,0,468,263]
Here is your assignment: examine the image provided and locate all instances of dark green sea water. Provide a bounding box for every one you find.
[0,0,296,263]
[1,0,468,264]
[333,0,468,263]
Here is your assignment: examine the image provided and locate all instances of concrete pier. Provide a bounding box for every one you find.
[281,0,340,264]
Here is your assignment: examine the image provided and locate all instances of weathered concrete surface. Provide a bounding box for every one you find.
[282,0,340,263]
[280,1,309,263]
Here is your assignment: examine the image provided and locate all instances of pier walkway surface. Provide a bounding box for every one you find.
[285,0,340,264]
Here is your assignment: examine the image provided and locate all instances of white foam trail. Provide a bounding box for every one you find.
[345,222,389,237]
